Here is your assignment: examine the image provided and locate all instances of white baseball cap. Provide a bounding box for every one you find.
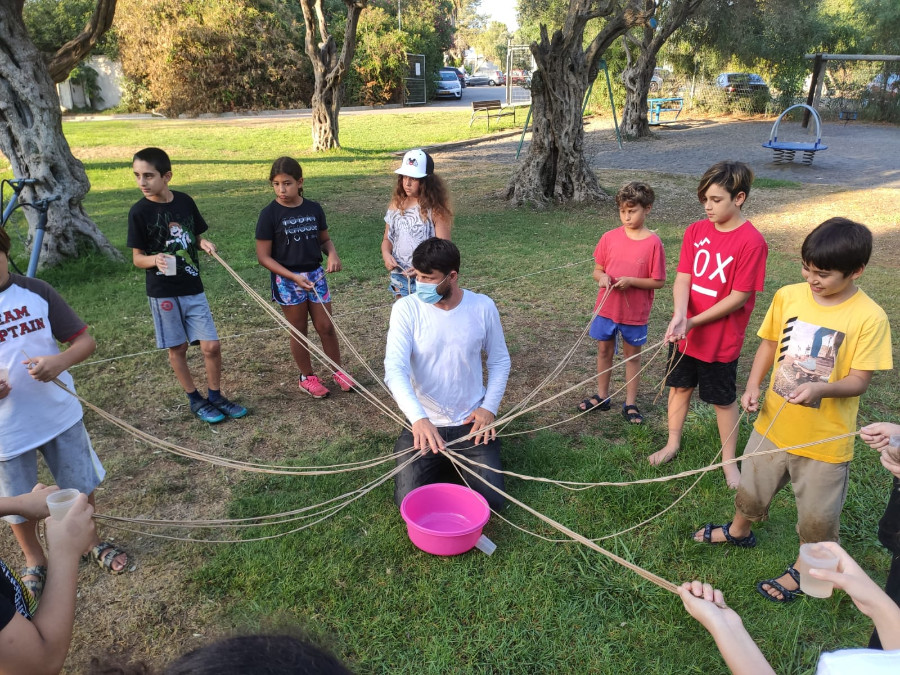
[395,149,434,178]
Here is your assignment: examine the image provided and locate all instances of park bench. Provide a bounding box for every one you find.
[647,96,683,125]
[470,100,516,130]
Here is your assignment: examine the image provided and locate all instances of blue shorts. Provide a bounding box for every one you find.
[589,316,648,346]
[389,270,417,298]
[272,267,331,305]
[149,293,219,349]
[0,421,105,525]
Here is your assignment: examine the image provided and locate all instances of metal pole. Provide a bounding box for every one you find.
[516,104,533,159]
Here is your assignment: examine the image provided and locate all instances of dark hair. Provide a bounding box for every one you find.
[269,157,303,182]
[697,161,753,202]
[164,635,354,675]
[390,174,453,220]
[133,147,172,175]
[615,181,655,208]
[0,228,10,257]
[412,237,460,275]
[801,217,872,276]
[88,635,354,675]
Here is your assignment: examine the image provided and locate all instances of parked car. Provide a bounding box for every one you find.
[714,72,769,96]
[510,69,531,86]
[866,72,899,97]
[435,70,462,99]
[467,69,505,86]
[440,66,466,89]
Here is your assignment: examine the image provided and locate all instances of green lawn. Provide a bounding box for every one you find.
[2,114,898,674]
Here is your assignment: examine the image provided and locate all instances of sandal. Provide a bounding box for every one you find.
[578,395,610,412]
[89,541,130,575]
[756,565,804,603]
[20,565,46,602]
[696,522,757,548]
[621,403,643,424]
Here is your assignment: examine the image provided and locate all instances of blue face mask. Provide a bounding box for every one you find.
[416,274,449,304]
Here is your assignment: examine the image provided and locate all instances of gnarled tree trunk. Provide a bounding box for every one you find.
[300,0,367,151]
[620,0,706,138]
[505,0,654,207]
[0,0,121,268]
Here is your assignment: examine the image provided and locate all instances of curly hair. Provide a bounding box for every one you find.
[615,181,655,208]
[389,173,453,221]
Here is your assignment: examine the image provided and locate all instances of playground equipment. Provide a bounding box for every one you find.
[1,178,57,276]
[762,104,827,165]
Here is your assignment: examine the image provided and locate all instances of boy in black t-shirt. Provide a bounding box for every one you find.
[127,147,247,423]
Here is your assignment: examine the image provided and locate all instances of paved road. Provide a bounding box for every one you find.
[428,84,531,110]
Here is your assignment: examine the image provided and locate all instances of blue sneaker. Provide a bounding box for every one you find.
[210,396,248,419]
[190,398,226,424]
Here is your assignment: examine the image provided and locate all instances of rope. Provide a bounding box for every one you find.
[71,258,593,370]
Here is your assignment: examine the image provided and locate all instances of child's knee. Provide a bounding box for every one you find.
[200,340,221,358]
[168,343,189,359]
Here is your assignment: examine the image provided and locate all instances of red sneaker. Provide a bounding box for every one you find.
[332,371,355,392]
[299,374,329,398]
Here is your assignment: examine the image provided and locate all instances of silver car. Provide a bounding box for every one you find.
[435,70,462,99]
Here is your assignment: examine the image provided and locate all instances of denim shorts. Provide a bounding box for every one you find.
[589,316,648,346]
[149,293,219,349]
[389,271,417,298]
[0,420,105,525]
[272,266,331,305]
[665,345,738,406]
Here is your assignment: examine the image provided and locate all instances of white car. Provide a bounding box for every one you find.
[435,71,462,99]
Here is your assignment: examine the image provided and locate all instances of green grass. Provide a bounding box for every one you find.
[2,114,898,673]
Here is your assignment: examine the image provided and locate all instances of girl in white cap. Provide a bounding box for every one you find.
[381,149,453,298]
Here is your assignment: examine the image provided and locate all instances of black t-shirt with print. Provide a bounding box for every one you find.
[126,191,209,298]
[255,199,327,273]
[0,559,33,632]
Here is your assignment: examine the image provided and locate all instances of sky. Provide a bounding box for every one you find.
[478,0,519,31]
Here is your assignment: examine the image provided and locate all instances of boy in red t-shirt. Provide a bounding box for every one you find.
[648,162,768,488]
[577,182,666,424]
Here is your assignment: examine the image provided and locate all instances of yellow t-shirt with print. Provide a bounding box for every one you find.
[753,282,892,463]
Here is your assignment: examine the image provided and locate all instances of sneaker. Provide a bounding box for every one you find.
[299,374,329,398]
[190,398,226,423]
[210,396,248,419]
[333,371,355,392]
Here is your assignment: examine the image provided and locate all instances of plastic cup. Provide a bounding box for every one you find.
[0,367,8,385]
[797,542,839,598]
[46,488,80,520]
[162,254,177,276]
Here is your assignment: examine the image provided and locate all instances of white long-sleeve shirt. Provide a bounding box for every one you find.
[384,289,511,427]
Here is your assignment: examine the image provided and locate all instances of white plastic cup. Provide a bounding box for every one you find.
[475,534,496,556]
[162,254,177,276]
[797,542,839,598]
[46,488,80,520]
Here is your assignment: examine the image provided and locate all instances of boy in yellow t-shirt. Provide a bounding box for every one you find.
[691,217,893,603]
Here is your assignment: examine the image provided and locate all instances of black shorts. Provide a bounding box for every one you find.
[665,345,738,406]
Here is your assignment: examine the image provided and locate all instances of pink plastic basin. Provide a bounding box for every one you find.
[400,483,490,556]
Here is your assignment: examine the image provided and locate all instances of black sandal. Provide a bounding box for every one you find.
[621,403,643,424]
[756,565,804,603]
[578,395,610,412]
[696,522,757,548]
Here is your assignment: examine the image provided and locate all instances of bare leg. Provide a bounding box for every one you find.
[10,520,46,569]
[715,401,742,489]
[309,301,342,370]
[595,339,614,400]
[281,303,313,375]
[199,339,222,392]
[167,342,197,393]
[86,492,127,572]
[622,341,642,407]
[648,386,692,465]
[693,511,754,542]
